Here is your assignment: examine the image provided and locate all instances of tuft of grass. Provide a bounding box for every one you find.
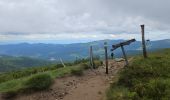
[94,60,103,68]
[80,63,90,69]
[71,68,84,76]
[23,73,53,91]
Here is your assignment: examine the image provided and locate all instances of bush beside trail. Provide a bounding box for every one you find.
[71,60,103,76]
[23,73,53,91]
[71,68,84,76]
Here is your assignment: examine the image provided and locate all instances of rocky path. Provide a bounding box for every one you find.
[62,60,124,100]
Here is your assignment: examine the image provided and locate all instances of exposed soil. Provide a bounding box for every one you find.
[0,60,125,100]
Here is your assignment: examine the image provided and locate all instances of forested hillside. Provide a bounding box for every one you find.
[0,55,52,72]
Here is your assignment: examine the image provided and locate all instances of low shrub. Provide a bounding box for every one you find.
[71,68,83,76]
[74,58,89,64]
[94,60,103,68]
[23,73,52,91]
[54,64,64,68]
[80,63,90,69]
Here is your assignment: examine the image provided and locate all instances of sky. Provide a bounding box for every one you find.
[0,0,170,44]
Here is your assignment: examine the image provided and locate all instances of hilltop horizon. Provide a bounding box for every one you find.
[0,39,170,62]
[1,38,170,45]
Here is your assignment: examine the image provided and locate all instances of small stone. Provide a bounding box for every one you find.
[98,91,102,95]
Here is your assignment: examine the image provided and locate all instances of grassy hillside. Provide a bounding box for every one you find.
[0,55,53,72]
[107,49,170,100]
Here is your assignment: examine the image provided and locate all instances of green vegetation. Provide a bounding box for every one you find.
[24,73,53,90]
[80,63,90,69]
[94,60,103,68]
[0,66,77,94]
[0,59,102,98]
[0,56,52,72]
[71,68,84,76]
[107,49,170,100]
[0,63,65,84]
[0,59,95,84]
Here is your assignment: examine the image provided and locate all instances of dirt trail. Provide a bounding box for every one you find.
[1,60,124,100]
[63,75,107,100]
[62,60,124,100]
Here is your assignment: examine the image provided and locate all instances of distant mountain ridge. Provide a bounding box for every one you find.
[0,39,170,61]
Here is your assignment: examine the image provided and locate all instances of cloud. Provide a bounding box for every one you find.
[0,0,170,42]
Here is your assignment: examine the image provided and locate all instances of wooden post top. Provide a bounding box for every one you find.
[141,24,144,27]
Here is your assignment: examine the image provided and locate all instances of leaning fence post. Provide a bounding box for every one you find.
[120,45,128,66]
[111,39,136,67]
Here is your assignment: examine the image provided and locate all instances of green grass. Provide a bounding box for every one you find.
[71,67,84,76]
[107,85,138,100]
[0,66,78,94]
[23,73,52,90]
[0,59,100,84]
[0,64,61,84]
[107,49,170,100]
[0,78,25,93]
[0,60,102,97]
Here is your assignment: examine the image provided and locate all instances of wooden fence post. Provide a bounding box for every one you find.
[120,45,128,66]
[90,46,95,69]
[141,24,148,58]
[104,42,108,74]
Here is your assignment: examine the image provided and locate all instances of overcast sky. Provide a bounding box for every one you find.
[0,0,170,44]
